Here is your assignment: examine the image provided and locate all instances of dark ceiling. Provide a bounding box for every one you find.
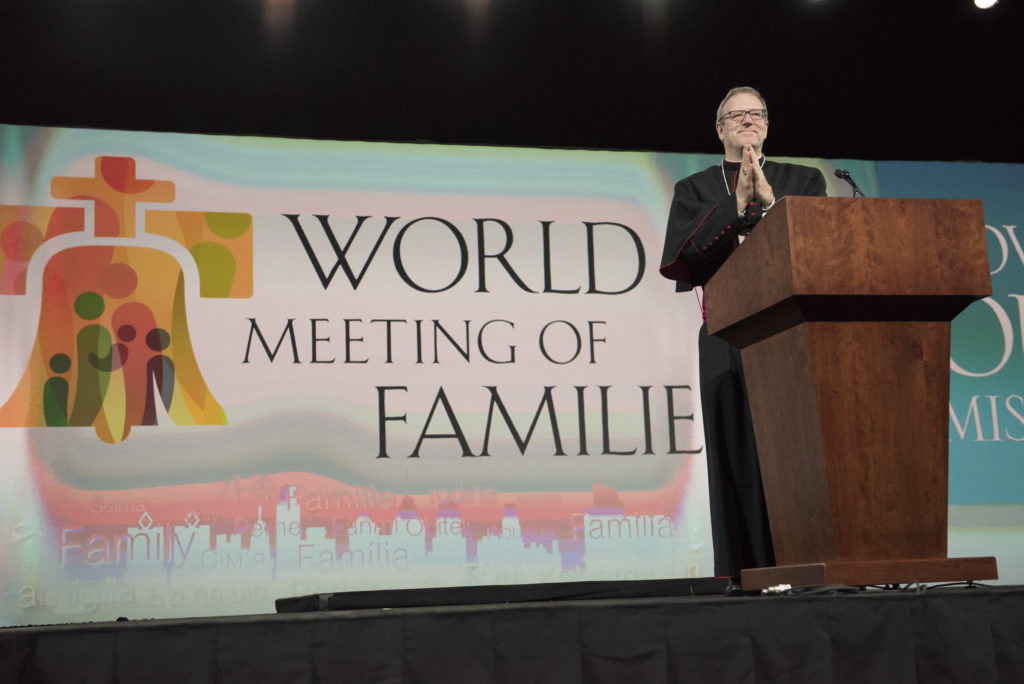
[1,0,1020,162]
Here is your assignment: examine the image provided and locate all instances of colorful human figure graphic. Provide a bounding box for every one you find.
[143,327,175,425]
[69,291,116,427]
[0,156,252,443]
[43,354,72,427]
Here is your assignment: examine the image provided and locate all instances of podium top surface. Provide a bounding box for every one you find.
[705,197,992,341]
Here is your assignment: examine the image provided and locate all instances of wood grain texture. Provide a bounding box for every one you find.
[702,197,995,585]
[743,321,951,564]
[706,197,991,346]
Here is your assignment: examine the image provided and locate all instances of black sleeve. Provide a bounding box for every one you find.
[659,165,828,290]
[659,177,763,290]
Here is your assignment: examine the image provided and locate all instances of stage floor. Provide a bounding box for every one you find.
[3,583,1022,683]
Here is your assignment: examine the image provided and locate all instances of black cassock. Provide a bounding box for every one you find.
[660,158,827,577]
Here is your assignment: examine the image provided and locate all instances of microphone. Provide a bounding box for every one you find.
[835,169,866,198]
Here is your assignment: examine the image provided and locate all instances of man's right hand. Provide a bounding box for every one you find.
[735,144,756,214]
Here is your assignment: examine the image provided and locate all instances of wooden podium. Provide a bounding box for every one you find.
[703,197,998,590]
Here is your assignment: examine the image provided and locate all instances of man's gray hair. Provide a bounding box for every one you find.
[716,86,767,122]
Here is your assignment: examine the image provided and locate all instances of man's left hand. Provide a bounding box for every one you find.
[746,144,775,206]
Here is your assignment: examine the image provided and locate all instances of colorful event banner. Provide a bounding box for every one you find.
[0,124,1017,627]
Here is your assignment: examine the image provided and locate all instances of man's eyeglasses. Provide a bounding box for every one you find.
[719,109,768,123]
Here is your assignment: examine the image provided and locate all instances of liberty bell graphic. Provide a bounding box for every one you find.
[0,156,252,443]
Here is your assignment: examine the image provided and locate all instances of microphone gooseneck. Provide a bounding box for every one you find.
[835,169,866,197]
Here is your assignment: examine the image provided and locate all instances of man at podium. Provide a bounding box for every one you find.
[659,86,826,577]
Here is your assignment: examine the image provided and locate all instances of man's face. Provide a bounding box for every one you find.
[716,93,769,158]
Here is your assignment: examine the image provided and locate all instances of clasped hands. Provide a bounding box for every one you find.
[735,143,775,216]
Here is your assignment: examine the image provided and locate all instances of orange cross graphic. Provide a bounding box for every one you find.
[50,156,175,238]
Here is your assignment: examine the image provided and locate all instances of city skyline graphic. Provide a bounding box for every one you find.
[38,482,691,618]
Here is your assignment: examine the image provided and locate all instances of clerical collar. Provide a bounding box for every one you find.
[721,155,765,166]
